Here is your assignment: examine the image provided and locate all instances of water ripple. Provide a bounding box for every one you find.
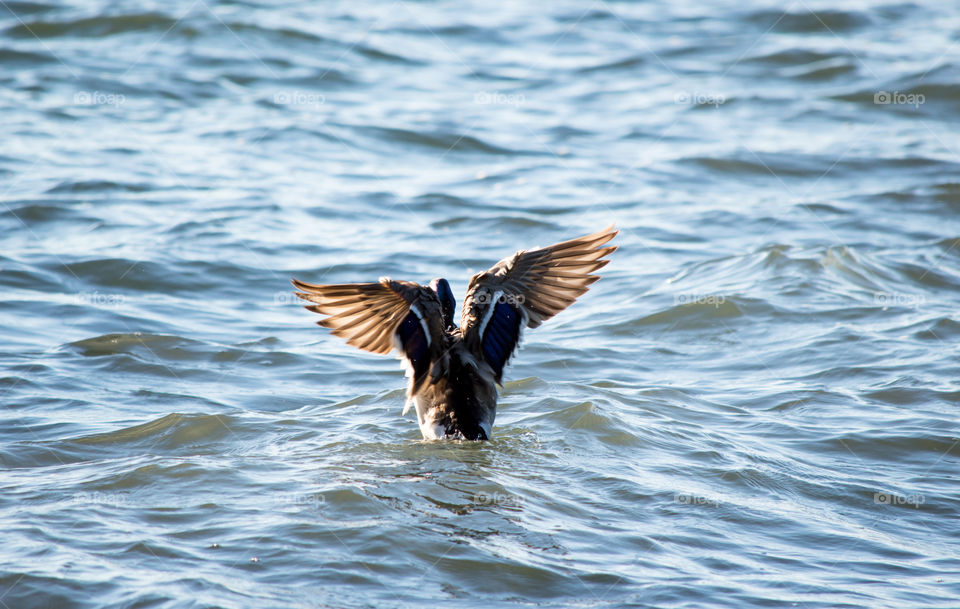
[2,1,959,607]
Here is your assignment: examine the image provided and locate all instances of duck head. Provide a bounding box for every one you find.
[430,277,457,330]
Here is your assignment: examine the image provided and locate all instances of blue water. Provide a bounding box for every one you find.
[2,1,959,607]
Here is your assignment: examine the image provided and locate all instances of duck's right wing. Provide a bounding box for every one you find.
[459,225,618,383]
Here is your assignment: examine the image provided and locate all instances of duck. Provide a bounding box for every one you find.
[291,225,617,441]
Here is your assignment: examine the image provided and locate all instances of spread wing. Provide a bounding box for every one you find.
[460,225,618,383]
[291,277,447,398]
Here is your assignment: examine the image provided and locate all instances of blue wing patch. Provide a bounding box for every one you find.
[481,300,523,382]
[396,311,430,382]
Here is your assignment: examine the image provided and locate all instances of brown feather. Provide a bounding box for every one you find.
[460,225,618,341]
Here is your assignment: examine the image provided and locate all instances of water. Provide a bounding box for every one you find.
[2,0,959,607]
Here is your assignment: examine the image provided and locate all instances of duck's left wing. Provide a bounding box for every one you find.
[460,225,618,384]
[291,277,447,396]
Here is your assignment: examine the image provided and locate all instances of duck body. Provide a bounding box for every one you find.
[292,226,617,440]
[409,339,497,440]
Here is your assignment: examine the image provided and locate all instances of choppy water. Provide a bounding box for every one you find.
[2,1,960,607]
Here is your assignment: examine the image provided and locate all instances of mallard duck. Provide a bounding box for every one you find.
[291,225,617,440]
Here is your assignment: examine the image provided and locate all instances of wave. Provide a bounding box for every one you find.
[354,125,526,156]
[70,412,236,449]
[742,8,871,33]
[5,12,184,39]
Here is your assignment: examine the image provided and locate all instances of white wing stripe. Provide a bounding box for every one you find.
[408,303,432,347]
[476,289,502,340]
